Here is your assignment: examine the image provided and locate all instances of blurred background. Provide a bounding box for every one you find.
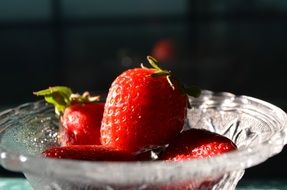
[0,0,287,183]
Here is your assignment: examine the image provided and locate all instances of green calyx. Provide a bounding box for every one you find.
[145,56,201,98]
[33,86,100,115]
[147,56,171,78]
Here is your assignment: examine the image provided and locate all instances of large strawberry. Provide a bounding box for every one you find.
[101,56,200,153]
[42,145,136,161]
[34,86,104,146]
[159,128,237,161]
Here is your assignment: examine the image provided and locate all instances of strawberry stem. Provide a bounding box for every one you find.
[146,56,201,98]
[166,75,175,90]
[147,56,162,70]
[147,56,171,77]
[33,86,100,115]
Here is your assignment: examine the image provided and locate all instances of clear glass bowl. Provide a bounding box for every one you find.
[0,90,287,190]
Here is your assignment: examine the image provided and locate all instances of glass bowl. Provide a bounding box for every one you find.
[0,90,287,190]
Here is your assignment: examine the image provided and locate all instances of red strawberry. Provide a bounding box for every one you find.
[59,102,104,146]
[42,145,136,161]
[101,56,200,153]
[157,129,237,190]
[34,86,104,146]
[159,129,237,161]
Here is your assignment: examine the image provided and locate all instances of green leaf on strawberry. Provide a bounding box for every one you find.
[146,56,201,98]
[34,86,72,115]
[33,86,100,115]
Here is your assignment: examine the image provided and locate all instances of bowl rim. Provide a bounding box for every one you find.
[1,90,287,184]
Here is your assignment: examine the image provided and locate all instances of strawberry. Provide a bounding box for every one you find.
[101,56,200,153]
[42,145,136,161]
[159,129,237,161]
[34,86,104,146]
[157,129,237,190]
[59,102,104,146]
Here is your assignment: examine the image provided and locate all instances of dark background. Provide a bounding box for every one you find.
[0,0,287,181]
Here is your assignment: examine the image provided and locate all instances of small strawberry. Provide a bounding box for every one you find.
[42,145,136,161]
[101,56,200,153]
[159,129,237,161]
[34,86,104,146]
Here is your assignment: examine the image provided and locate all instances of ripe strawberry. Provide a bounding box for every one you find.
[59,102,104,146]
[42,145,136,161]
[34,86,104,146]
[101,56,200,153]
[159,129,237,161]
[157,129,237,190]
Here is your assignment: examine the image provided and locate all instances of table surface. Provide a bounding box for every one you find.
[1,178,287,190]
